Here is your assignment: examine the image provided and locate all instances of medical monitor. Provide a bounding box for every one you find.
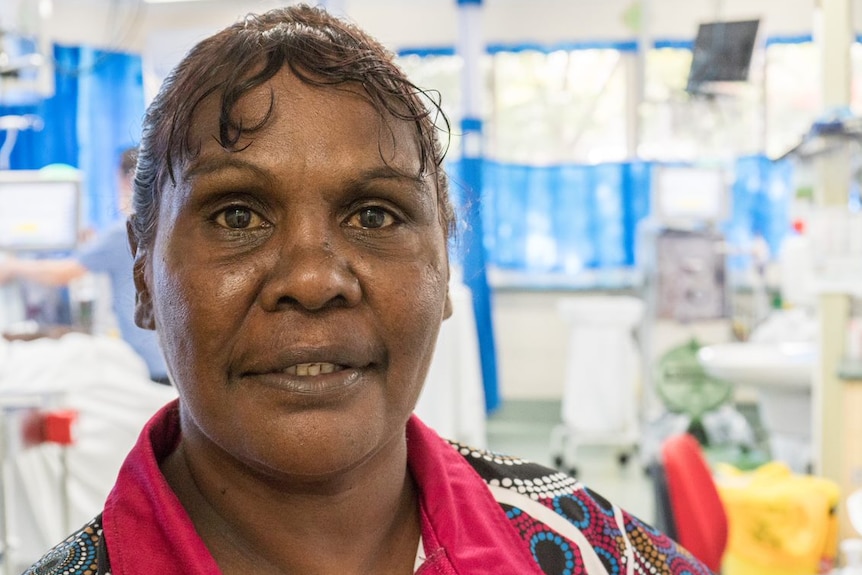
[0,171,81,252]
[651,165,728,227]
[686,19,760,94]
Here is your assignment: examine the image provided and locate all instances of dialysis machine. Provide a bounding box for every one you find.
[0,170,82,334]
[640,165,729,324]
[637,165,731,429]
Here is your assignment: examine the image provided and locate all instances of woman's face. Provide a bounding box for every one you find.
[134,71,450,479]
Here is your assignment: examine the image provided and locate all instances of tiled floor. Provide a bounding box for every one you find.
[485,399,656,525]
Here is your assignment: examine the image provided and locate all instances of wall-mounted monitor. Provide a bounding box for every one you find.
[0,171,81,252]
[686,19,761,94]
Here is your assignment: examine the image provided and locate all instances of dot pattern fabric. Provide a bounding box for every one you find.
[451,441,714,575]
[23,515,110,575]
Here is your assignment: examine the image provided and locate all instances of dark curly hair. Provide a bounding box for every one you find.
[130,4,453,246]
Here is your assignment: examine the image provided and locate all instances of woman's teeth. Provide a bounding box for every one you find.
[284,363,342,376]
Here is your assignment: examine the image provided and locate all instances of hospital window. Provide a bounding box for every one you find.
[397,53,466,160]
[765,42,819,160]
[488,49,628,164]
[399,40,862,166]
[640,46,763,161]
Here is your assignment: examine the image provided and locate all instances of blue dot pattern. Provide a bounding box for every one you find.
[23,515,106,575]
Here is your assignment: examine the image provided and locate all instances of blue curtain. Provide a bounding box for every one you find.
[480,160,652,274]
[469,156,791,281]
[0,44,145,232]
[726,155,794,271]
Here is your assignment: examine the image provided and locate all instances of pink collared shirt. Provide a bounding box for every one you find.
[31,399,709,575]
[102,400,543,574]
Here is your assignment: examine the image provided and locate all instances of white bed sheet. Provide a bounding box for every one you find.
[0,333,177,569]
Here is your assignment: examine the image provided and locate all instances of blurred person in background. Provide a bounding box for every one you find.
[0,147,169,384]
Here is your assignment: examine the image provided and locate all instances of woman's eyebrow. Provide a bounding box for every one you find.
[347,165,426,187]
[184,156,271,181]
[183,157,430,200]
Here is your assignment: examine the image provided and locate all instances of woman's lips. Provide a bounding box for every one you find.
[241,363,366,399]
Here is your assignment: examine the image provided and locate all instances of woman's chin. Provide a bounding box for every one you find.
[230,410,404,484]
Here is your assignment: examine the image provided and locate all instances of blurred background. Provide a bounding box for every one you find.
[1,1,862,573]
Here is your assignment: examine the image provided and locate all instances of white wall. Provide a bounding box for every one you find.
[493,290,732,400]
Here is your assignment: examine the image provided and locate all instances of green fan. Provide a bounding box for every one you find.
[654,339,733,446]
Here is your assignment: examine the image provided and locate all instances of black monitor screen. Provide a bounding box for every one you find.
[687,19,760,93]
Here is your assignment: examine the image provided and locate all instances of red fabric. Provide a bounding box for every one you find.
[102,401,221,575]
[102,400,542,574]
[661,433,728,573]
[408,417,543,574]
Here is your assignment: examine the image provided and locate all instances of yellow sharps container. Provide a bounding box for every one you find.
[716,461,840,575]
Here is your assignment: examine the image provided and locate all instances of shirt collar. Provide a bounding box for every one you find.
[102,399,219,574]
[103,400,539,574]
[407,416,542,574]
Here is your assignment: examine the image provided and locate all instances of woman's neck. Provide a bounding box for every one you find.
[160,431,422,575]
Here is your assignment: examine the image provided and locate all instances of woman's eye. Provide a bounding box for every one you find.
[215,206,264,229]
[351,207,395,229]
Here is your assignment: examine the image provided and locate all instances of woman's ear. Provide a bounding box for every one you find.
[442,262,454,320]
[127,220,156,331]
[443,263,453,320]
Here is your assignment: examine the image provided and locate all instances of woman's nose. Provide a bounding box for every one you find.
[258,229,362,312]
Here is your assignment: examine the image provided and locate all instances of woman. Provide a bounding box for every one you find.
[26,5,711,575]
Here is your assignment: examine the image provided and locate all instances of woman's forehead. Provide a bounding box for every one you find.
[182,71,424,173]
